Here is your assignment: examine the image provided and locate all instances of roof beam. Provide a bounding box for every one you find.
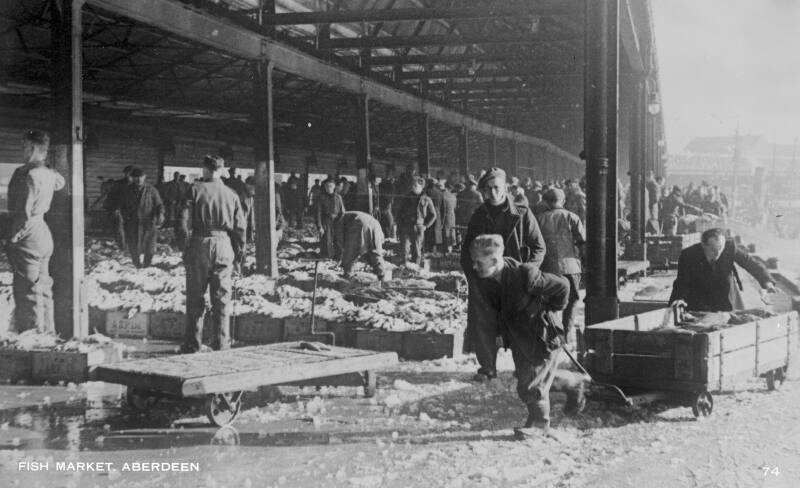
[397,67,580,80]
[260,4,581,25]
[85,0,580,162]
[362,52,568,66]
[315,32,581,50]
[620,0,644,72]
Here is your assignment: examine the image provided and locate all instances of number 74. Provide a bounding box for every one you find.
[762,466,780,477]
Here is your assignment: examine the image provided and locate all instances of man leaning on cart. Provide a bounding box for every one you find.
[669,228,776,311]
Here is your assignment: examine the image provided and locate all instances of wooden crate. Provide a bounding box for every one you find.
[31,345,123,384]
[427,253,462,272]
[149,311,186,339]
[106,310,149,338]
[234,315,284,344]
[284,317,327,341]
[89,307,107,334]
[355,329,405,354]
[402,331,463,360]
[326,321,363,347]
[618,301,665,317]
[0,349,33,382]
[645,233,700,269]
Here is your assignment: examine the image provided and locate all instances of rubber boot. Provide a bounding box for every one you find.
[515,401,550,439]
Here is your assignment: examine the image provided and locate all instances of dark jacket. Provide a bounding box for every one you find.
[441,188,457,229]
[316,192,345,228]
[396,192,437,232]
[120,183,164,251]
[427,185,445,245]
[669,240,774,312]
[460,198,547,276]
[497,257,570,353]
[378,178,395,211]
[456,187,483,226]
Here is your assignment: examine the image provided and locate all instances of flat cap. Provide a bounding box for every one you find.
[477,167,506,190]
[130,167,145,177]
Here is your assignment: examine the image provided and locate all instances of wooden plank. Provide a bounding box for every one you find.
[719,323,757,352]
[618,301,665,317]
[718,347,756,385]
[759,316,790,342]
[612,330,692,354]
[756,339,789,374]
[182,350,398,396]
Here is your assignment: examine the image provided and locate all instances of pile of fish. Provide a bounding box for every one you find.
[81,236,468,333]
[0,329,130,355]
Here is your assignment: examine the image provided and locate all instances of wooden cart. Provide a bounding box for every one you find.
[584,308,799,417]
[93,342,398,426]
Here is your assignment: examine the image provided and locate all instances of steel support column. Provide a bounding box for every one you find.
[488,136,497,168]
[49,0,88,339]
[253,60,278,277]
[584,0,620,325]
[510,140,519,178]
[417,114,431,178]
[458,127,469,178]
[355,94,373,214]
[627,79,647,254]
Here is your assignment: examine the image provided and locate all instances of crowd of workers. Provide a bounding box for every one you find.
[4,128,773,439]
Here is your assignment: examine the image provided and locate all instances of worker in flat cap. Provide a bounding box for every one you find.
[119,167,164,268]
[5,130,64,333]
[103,164,135,247]
[317,178,346,259]
[659,185,702,236]
[536,188,586,347]
[181,155,247,353]
[460,167,547,381]
[397,176,437,266]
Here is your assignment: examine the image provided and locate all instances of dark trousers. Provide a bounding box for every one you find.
[6,222,54,333]
[184,236,234,352]
[510,334,558,427]
[379,208,396,239]
[113,211,126,248]
[464,274,500,375]
[399,226,425,266]
[320,220,337,259]
[563,273,581,340]
[125,224,156,268]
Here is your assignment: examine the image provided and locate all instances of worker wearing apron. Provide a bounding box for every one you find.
[469,234,586,438]
[181,155,246,353]
[5,130,65,333]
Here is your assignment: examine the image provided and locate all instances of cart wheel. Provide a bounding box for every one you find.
[766,368,786,391]
[363,371,376,398]
[126,387,159,410]
[210,425,240,446]
[205,391,243,427]
[691,391,713,418]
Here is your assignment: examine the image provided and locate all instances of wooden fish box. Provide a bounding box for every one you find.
[427,253,462,272]
[355,329,405,354]
[618,300,666,317]
[31,345,123,384]
[106,310,149,338]
[284,317,327,341]
[0,349,33,383]
[585,309,799,393]
[401,331,463,360]
[326,321,364,347]
[149,311,186,339]
[234,315,284,344]
[89,307,107,334]
[645,233,700,269]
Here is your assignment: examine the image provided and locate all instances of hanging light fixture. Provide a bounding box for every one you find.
[648,92,661,115]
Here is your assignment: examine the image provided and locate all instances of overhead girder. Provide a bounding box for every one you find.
[396,67,580,80]
[259,4,581,25]
[313,32,582,50]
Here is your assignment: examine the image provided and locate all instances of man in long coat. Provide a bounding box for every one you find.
[441,182,458,253]
[119,168,164,268]
[396,176,437,266]
[425,179,445,252]
[334,211,386,280]
[669,228,775,311]
[5,130,65,333]
[460,168,546,381]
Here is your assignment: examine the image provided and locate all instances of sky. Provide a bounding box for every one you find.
[650,0,800,152]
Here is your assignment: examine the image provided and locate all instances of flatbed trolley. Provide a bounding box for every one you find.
[94,342,398,426]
